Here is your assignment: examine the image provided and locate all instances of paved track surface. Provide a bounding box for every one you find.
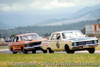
[0,49,100,54]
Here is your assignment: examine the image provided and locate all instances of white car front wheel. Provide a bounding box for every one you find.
[87,48,95,54]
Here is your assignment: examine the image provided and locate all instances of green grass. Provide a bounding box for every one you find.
[0,53,100,67]
[0,46,8,49]
[96,45,100,50]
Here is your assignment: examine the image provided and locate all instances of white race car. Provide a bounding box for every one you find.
[42,30,99,54]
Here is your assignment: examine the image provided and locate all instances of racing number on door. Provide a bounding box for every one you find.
[56,41,60,48]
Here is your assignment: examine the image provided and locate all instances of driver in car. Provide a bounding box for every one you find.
[57,33,61,40]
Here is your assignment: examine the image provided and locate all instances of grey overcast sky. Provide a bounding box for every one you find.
[0,0,100,28]
[0,0,100,12]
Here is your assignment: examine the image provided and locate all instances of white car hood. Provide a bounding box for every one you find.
[68,37,97,42]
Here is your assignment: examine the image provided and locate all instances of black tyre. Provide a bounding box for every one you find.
[47,48,54,53]
[42,50,47,53]
[21,47,28,54]
[88,48,95,54]
[65,45,71,53]
[70,50,75,54]
[23,49,28,54]
[21,47,24,52]
[11,48,17,54]
[32,49,36,53]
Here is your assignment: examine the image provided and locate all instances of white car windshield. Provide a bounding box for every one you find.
[21,34,42,41]
[62,31,84,39]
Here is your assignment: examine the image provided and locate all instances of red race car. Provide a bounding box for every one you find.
[8,33,47,54]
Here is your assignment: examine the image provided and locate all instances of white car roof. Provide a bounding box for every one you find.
[53,30,81,33]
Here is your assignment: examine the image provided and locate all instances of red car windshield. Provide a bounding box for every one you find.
[21,34,42,41]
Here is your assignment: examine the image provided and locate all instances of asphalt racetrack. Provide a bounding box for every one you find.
[0,49,100,54]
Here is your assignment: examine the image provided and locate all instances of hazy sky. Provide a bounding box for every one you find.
[0,0,100,28]
[0,0,100,12]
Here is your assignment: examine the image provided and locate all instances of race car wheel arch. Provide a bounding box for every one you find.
[21,47,28,54]
[47,48,54,53]
[65,44,71,53]
[32,49,36,53]
[10,47,12,51]
[21,47,24,52]
[11,48,17,54]
[42,50,47,53]
[11,48,13,52]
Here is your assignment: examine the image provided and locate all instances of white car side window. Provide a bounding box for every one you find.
[51,34,56,40]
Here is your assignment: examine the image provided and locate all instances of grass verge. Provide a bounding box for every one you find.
[0,53,100,67]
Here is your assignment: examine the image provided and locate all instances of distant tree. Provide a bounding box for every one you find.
[0,20,97,37]
[43,33,51,37]
[0,34,2,38]
[97,18,100,24]
[10,34,16,38]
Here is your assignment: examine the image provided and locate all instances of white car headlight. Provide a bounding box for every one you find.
[94,40,98,44]
[72,42,77,46]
